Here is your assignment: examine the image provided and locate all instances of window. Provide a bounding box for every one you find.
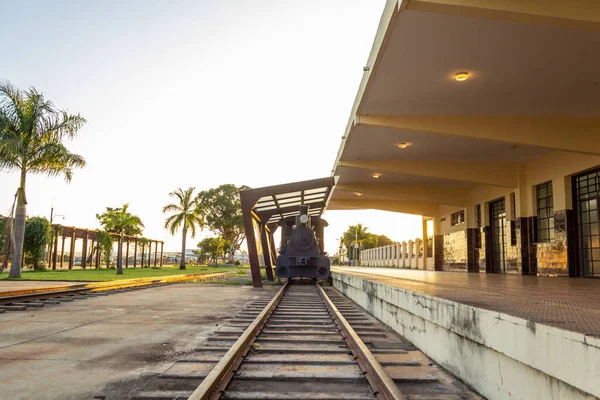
[475,204,482,249]
[510,193,517,246]
[451,210,465,226]
[536,182,554,243]
[426,236,433,257]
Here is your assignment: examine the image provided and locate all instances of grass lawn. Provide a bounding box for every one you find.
[200,268,281,286]
[0,265,242,282]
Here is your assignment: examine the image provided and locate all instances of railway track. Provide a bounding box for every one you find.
[0,272,231,312]
[0,282,167,312]
[133,282,480,400]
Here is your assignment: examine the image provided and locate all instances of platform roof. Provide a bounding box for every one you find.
[240,177,336,225]
[329,0,600,217]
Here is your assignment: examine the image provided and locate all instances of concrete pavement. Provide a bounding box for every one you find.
[0,283,277,399]
[0,280,81,295]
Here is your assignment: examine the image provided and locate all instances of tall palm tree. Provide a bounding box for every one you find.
[0,81,86,278]
[96,204,144,275]
[163,187,204,269]
[343,224,373,262]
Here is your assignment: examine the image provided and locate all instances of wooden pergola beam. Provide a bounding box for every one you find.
[240,177,335,288]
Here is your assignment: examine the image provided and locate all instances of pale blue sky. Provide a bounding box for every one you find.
[0,0,422,253]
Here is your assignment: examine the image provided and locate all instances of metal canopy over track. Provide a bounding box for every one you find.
[240,177,336,287]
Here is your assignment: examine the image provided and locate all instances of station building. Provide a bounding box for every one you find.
[240,4,600,397]
[328,0,600,278]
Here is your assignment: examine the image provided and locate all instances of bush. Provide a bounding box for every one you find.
[234,260,240,266]
[23,217,52,270]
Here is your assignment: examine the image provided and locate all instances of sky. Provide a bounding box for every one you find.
[0,0,423,255]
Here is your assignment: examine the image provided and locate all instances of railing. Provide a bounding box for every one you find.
[360,238,431,269]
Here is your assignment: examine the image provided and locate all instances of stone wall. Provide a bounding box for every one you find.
[535,209,576,276]
[364,209,578,276]
[438,230,468,271]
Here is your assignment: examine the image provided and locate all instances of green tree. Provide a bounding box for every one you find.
[362,233,379,250]
[0,82,86,278]
[191,249,205,265]
[138,237,149,267]
[0,218,6,261]
[342,224,382,260]
[342,224,368,259]
[376,234,394,247]
[96,230,113,269]
[23,217,52,270]
[96,204,144,275]
[163,187,204,270]
[0,217,10,273]
[0,218,5,252]
[196,184,249,264]
[197,236,226,264]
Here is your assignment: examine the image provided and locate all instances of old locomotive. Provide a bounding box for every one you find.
[275,205,331,280]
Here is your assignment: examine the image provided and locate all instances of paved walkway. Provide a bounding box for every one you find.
[332,267,600,336]
[0,284,277,399]
[0,280,81,295]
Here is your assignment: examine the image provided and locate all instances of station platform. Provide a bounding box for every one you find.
[332,267,600,336]
[331,267,600,400]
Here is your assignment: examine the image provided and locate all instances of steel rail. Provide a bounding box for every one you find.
[317,283,406,400]
[188,281,289,400]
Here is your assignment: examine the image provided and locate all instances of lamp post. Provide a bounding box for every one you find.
[355,227,358,266]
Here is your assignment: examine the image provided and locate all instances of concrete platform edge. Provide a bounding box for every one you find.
[0,271,234,298]
[331,271,600,400]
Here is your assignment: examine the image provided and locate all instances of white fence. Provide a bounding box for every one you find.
[361,239,426,269]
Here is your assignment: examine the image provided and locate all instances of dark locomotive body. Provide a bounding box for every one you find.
[275,205,330,280]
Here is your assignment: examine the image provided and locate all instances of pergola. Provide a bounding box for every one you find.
[48,225,164,270]
[240,177,336,287]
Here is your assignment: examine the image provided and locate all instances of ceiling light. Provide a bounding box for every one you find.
[355,192,363,196]
[372,173,381,179]
[455,72,469,81]
[398,142,408,149]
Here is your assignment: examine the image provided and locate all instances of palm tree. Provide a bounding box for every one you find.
[342,224,374,263]
[0,81,86,278]
[96,204,144,275]
[163,187,204,269]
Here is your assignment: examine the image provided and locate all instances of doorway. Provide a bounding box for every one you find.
[574,170,600,277]
[489,198,507,273]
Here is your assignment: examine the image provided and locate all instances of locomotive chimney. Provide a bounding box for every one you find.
[299,205,309,217]
[298,205,310,226]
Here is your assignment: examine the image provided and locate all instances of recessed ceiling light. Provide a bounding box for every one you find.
[355,192,363,196]
[398,142,408,149]
[372,173,381,179]
[455,72,469,81]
